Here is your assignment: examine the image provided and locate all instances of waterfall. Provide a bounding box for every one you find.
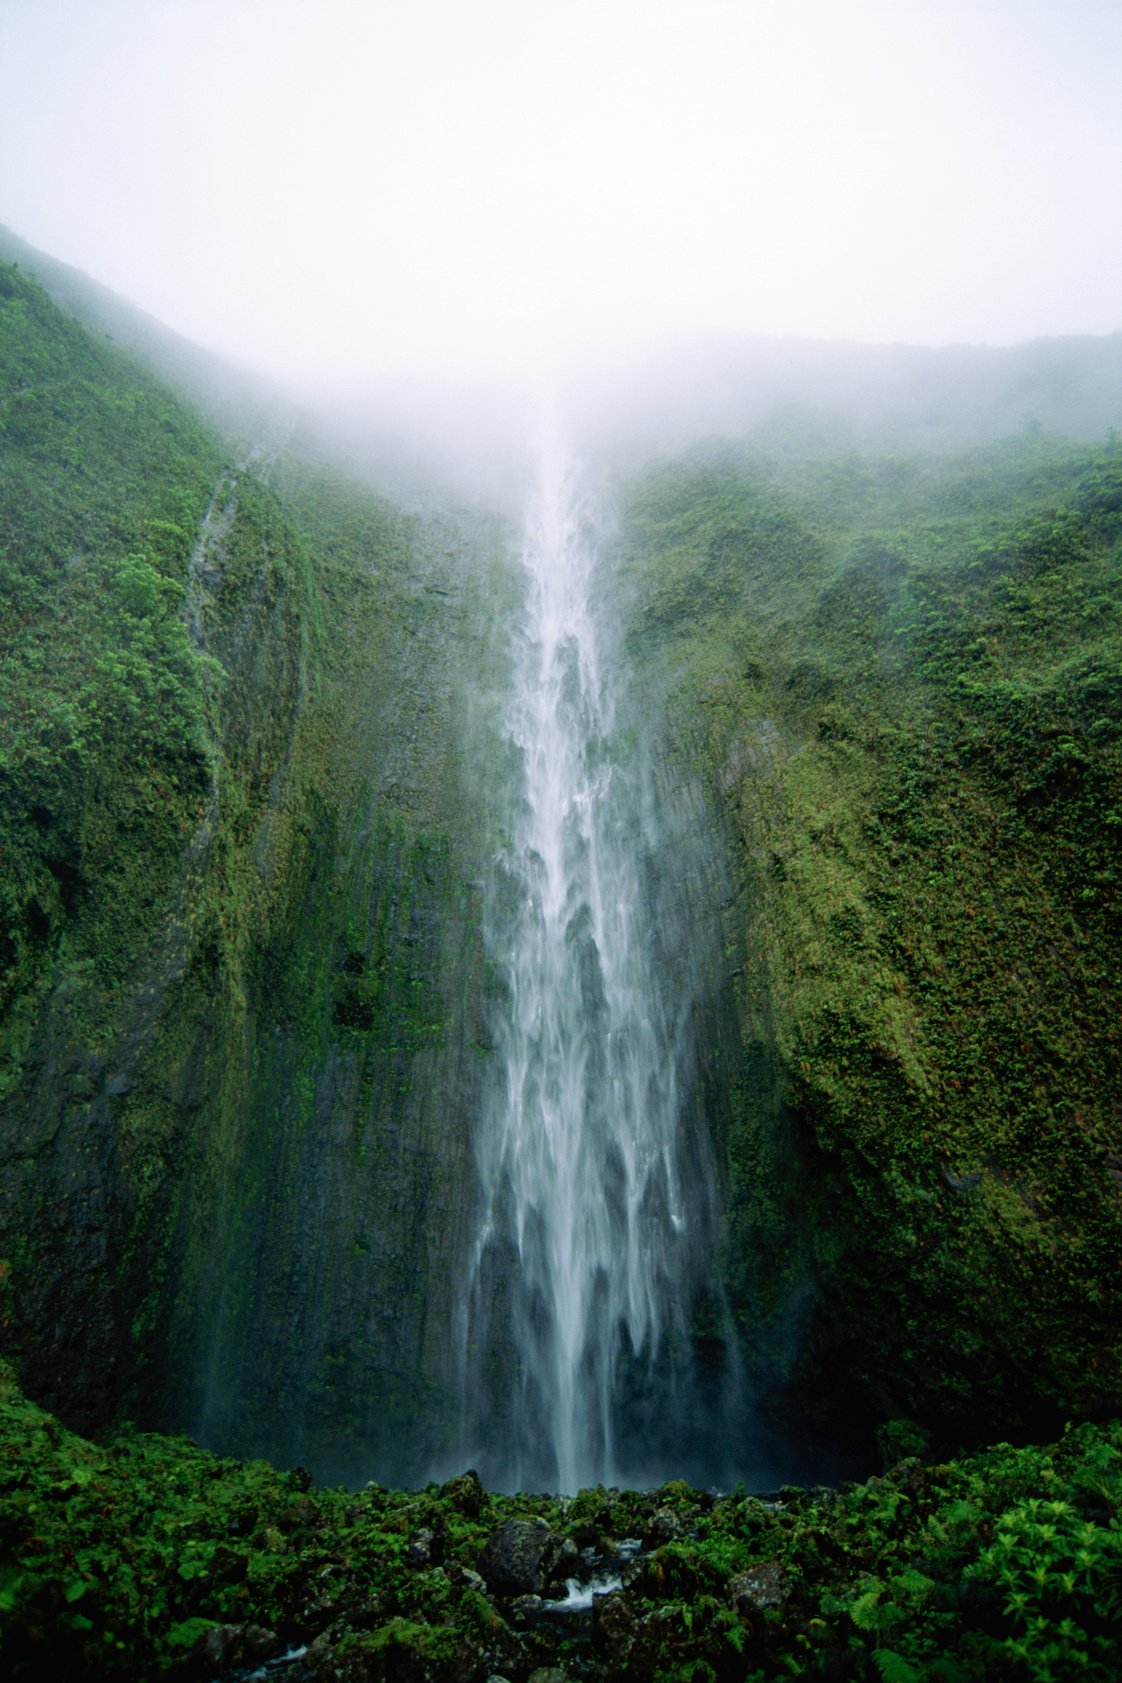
[462,420,727,1493]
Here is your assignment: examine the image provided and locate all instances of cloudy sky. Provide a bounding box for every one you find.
[0,0,1119,384]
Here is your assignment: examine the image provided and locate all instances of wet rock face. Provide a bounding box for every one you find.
[479,1517,556,1596]
[187,827,490,1484]
[0,290,505,1489]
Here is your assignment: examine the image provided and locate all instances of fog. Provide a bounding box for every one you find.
[2,0,1120,403]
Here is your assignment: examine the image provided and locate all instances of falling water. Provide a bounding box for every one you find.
[462,421,726,1493]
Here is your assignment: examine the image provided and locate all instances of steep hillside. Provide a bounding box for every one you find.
[616,428,1122,1448]
[0,223,282,450]
[2,238,1119,1494]
[0,261,505,1483]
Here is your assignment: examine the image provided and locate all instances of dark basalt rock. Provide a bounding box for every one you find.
[592,1592,637,1664]
[480,1516,556,1595]
[546,1537,581,1583]
[451,1562,489,1595]
[641,1505,682,1547]
[406,1526,438,1568]
[190,1622,285,1673]
[278,1494,320,1533]
[508,1593,545,1621]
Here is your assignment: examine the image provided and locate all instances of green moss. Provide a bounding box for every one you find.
[0,265,497,1475]
[5,253,1119,1603]
[617,432,1122,1442]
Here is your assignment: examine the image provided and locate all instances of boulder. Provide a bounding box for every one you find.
[479,1516,554,1595]
[193,1624,284,1672]
[406,1526,437,1568]
[592,1592,637,1665]
[508,1594,544,1622]
[728,1561,789,1613]
[642,1506,682,1547]
[546,1536,581,1583]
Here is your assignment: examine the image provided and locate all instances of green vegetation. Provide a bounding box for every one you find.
[1,1361,1119,1680]
[617,429,1122,1444]
[0,261,499,1475]
[0,261,222,1081]
[3,248,1121,1679]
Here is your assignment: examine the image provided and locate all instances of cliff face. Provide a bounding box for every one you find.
[2,251,1120,1484]
[0,263,504,1482]
[170,470,510,1487]
[615,434,1122,1449]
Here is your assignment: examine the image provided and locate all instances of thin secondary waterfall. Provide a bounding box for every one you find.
[462,423,725,1494]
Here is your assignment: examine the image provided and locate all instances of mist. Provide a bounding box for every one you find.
[2,0,1120,410]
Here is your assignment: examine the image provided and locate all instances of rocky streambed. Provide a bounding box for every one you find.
[200,1478,793,1683]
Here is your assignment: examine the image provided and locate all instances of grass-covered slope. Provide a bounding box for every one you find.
[616,429,1122,1447]
[1,1361,1119,1682]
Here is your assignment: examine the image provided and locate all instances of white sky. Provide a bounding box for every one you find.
[1,0,1120,383]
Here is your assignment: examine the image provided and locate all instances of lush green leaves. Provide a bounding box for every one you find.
[1,1359,1118,1680]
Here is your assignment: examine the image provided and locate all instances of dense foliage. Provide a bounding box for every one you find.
[617,430,1122,1445]
[1,1362,1119,1681]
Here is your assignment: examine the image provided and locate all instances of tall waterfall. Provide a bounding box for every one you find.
[462,423,729,1493]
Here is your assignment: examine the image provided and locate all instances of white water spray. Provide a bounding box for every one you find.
[464,421,713,1493]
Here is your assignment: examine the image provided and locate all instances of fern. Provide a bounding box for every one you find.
[849,1586,883,1630]
[874,1650,921,1683]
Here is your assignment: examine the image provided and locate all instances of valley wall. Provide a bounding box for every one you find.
[2,254,1120,1490]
